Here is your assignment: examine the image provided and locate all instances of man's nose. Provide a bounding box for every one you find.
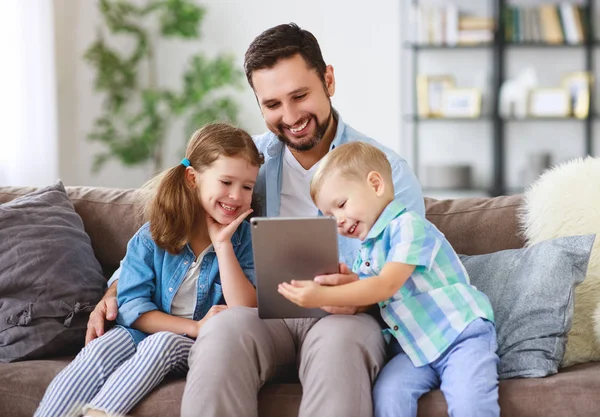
[282,103,301,127]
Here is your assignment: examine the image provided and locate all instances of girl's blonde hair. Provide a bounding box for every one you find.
[140,123,263,254]
[310,142,392,202]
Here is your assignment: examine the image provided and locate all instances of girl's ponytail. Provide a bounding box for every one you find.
[148,163,202,254]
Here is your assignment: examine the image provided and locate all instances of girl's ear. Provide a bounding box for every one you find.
[367,171,385,197]
[184,167,197,189]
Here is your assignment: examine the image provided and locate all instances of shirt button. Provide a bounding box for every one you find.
[382,304,387,309]
[199,284,205,289]
[365,261,370,267]
[169,287,173,292]
[184,261,189,265]
[393,325,399,331]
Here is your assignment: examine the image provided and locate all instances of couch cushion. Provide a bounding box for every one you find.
[425,195,525,255]
[460,235,594,379]
[65,186,143,278]
[0,181,107,362]
[2,359,599,417]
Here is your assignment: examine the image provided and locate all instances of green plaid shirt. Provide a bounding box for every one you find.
[352,200,494,366]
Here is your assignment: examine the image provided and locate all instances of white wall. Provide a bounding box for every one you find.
[53,0,401,188]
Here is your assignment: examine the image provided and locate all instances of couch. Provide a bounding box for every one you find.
[1,185,599,417]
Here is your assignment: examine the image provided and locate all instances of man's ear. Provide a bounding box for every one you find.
[367,171,385,197]
[325,65,335,97]
[184,167,197,189]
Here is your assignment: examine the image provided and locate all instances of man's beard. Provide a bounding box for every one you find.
[276,109,333,152]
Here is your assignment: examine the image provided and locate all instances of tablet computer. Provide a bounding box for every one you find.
[250,216,339,319]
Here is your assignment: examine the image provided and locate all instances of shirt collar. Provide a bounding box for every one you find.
[364,200,407,241]
[266,108,345,157]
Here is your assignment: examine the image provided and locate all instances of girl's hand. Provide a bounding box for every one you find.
[194,304,228,338]
[278,280,325,308]
[205,209,253,248]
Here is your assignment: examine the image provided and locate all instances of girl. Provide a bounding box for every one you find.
[35,123,263,417]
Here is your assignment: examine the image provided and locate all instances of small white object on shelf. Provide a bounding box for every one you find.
[499,67,538,119]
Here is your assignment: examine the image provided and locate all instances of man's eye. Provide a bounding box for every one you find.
[221,181,231,186]
[265,103,280,109]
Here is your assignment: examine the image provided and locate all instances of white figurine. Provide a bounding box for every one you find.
[499,67,538,119]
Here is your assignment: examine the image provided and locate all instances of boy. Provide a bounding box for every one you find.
[278,142,500,417]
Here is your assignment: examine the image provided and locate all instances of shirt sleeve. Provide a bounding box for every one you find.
[235,221,256,286]
[386,213,441,270]
[106,261,122,287]
[116,226,159,327]
[390,158,425,217]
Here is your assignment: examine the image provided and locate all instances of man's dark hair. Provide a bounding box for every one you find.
[244,23,327,89]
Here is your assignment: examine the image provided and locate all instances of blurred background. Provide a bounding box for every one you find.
[0,0,598,199]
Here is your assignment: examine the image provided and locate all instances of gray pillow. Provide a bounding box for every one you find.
[459,234,594,379]
[0,181,106,362]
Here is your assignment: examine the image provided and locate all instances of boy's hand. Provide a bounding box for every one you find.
[278,280,325,308]
[314,263,360,315]
[314,263,359,285]
[205,209,252,248]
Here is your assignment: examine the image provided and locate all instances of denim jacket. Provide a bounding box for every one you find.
[115,221,255,344]
[252,110,425,267]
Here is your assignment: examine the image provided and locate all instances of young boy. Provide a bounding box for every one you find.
[278,142,500,417]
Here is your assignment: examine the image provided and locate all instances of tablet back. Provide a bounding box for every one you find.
[250,217,339,319]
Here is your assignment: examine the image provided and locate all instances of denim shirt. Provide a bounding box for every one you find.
[252,110,425,267]
[115,221,255,344]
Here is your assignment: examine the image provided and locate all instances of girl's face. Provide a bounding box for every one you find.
[196,156,259,225]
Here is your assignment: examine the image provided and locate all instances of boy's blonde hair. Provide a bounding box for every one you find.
[310,142,393,202]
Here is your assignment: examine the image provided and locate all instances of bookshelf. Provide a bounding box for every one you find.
[403,0,595,197]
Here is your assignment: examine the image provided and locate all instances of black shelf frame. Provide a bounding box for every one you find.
[406,0,595,197]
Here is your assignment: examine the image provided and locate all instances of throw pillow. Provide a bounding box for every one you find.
[0,181,106,362]
[460,234,594,379]
[520,156,600,366]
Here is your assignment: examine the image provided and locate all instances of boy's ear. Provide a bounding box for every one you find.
[184,167,197,189]
[367,171,385,197]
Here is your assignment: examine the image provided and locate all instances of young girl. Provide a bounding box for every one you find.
[35,123,263,417]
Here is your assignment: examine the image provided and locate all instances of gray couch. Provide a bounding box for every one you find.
[1,185,599,417]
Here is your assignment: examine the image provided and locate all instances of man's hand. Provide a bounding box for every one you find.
[85,285,118,345]
[314,263,361,315]
[193,305,228,338]
[278,280,325,308]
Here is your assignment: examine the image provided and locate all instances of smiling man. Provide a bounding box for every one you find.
[180,23,425,417]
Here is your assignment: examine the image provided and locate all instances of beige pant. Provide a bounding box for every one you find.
[181,307,386,417]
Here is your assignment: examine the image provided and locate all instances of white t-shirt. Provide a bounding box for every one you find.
[171,245,212,319]
[279,146,320,217]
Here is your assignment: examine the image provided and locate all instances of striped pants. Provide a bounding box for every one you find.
[34,326,193,417]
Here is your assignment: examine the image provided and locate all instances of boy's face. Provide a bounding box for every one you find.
[315,171,388,241]
[251,54,336,152]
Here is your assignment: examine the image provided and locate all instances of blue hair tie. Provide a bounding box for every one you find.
[181,158,191,167]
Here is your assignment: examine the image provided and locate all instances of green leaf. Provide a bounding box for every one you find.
[85,0,241,173]
[158,0,205,38]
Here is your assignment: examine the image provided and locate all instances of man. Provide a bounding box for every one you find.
[87,23,424,417]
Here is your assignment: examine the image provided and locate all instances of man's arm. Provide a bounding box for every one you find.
[85,280,118,345]
[279,262,416,309]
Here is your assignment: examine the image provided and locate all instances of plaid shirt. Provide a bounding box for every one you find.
[353,200,494,366]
